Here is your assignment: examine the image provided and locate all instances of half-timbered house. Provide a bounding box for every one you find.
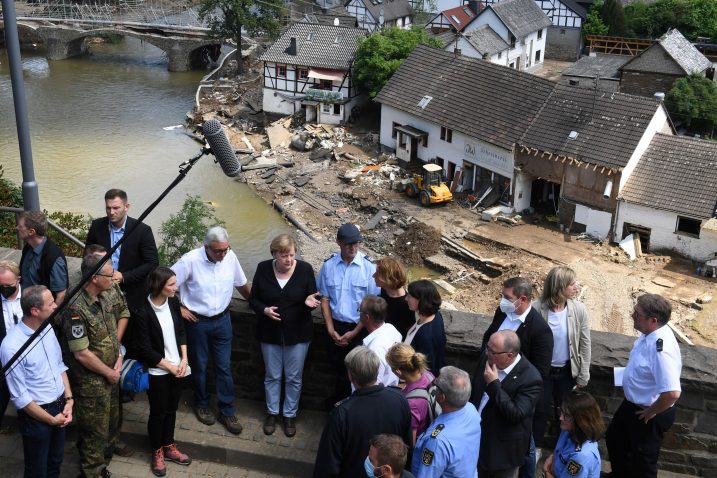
[259,23,366,125]
[344,0,413,32]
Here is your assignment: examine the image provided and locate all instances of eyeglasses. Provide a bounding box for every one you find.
[431,379,444,395]
[208,245,231,255]
[485,346,510,356]
[95,270,115,279]
[558,407,573,421]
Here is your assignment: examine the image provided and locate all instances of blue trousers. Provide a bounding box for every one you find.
[186,312,235,416]
[18,400,66,478]
[260,342,310,418]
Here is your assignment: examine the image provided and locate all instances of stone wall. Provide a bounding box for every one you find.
[227,300,717,476]
[545,26,582,61]
[620,71,682,98]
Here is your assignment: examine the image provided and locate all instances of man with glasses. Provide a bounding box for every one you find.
[412,366,481,478]
[481,277,552,477]
[59,255,122,478]
[171,226,250,434]
[317,223,380,406]
[470,330,542,478]
[0,260,23,431]
[606,294,682,478]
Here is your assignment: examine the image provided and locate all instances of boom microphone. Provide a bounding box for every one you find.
[202,119,242,177]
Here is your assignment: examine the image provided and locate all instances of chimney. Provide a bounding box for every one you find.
[286,37,297,56]
[654,91,665,102]
[454,48,461,57]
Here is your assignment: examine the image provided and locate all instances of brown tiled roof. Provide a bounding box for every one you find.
[440,4,479,32]
[620,134,717,218]
[520,84,664,169]
[259,23,366,70]
[374,45,556,150]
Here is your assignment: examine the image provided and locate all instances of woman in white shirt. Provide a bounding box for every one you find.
[134,266,191,477]
[533,266,591,450]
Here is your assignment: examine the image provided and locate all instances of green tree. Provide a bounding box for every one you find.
[624,0,655,38]
[354,27,441,98]
[0,165,24,248]
[158,195,225,265]
[583,2,609,38]
[665,74,717,138]
[198,0,285,75]
[601,0,626,36]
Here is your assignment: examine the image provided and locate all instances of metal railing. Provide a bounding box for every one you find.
[0,206,85,250]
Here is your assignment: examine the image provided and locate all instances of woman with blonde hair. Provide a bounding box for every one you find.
[373,257,414,338]
[386,343,435,444]
[533,266,591,450]
[543,390,603,478]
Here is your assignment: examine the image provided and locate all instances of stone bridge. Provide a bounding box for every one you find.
[2,21,222,71]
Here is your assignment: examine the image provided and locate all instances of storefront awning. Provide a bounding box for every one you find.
[308,68,345,82]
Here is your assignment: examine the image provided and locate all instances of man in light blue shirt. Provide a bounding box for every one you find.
[317,223,380,405]
[1,285,73,478]
[413,366,481,478]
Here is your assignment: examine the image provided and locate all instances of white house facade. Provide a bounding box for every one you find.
[259,23,366,125]
[345,0,413,32]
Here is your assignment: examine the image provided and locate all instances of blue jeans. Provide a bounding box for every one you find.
[519,435,536,478]
[260,342,310,418]
[17,400,66,478]
[186,312,235,416]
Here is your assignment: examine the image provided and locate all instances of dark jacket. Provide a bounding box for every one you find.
[471,354,543,471]
[482,306,553,379]
[133,296,186,369]
[380,288,414,339]
[249,259,317,345]
[19,238,67,298]
[86,216,159,311]
[313,384,412,478]
[411,311,446,374]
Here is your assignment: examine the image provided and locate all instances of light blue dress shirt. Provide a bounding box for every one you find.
[552,430,601,478]
[316,251,380,324]
[109,218,126,271]
[0,321,67,409]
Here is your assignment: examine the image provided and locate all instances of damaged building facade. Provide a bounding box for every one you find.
[259,23,366,125]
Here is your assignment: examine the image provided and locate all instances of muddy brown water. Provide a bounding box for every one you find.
[0,37,289,276]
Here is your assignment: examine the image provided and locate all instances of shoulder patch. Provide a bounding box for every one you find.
[656,338,663,352]
[566,459,582,476]
[430,423,444,438]
[71,315,81,321]
[421,448,434,466]
[71,322,85,339]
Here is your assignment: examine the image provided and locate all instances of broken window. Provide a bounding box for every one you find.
[676,216,701,237]
[322,103,331,114]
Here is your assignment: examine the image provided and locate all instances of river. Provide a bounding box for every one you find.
[0,37,289,276]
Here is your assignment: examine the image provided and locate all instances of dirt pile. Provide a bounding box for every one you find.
[393,222,442,266]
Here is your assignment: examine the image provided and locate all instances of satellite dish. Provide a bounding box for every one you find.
[334,17,340,26]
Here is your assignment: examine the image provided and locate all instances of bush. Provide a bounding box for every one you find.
[158,195,225,265]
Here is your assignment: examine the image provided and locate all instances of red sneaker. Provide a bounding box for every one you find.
[151,449,166,477]
[163,444,192,465]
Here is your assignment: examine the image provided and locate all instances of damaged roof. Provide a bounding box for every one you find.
[621,28,712,75]
[259,23,366,70]
[374,45,556,151]
[520,84,667,170]
[620,134,717,218]
[488,0,552,39]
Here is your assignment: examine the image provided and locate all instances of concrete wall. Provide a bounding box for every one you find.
[545,25,581,61]
[615,202,717,261]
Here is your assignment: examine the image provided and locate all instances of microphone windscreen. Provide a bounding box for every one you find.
[202,119,241,177]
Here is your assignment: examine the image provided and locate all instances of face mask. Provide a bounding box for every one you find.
[0,285,17,299]
[499,297,518,315]
[363,457,385,478]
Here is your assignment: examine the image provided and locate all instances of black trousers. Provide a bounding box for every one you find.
[326,321,365,402]
[533,364,575,447]
[606,399,676,478]
[147,374,182,451]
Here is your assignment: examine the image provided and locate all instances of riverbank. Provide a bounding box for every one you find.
[188,56,717,349]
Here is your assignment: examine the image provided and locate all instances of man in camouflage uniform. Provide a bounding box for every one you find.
[59,254,122,478]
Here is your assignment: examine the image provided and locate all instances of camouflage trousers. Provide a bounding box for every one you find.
[75,384,120,478]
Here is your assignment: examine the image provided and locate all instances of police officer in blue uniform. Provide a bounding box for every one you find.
[606,294,682,478]
[317,223,380,404]
[543,390,603,478]
[412,366,481,478]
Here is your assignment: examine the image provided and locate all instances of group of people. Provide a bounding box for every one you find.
[0,194,684,478]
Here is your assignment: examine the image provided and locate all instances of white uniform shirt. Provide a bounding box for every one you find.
[623,324,682,407]
[1,286,22,336]
[478,354,522,414]
[548,308,570,367]
[172,247,247,317]
[147,297,181,376]
[363,323,402,387]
